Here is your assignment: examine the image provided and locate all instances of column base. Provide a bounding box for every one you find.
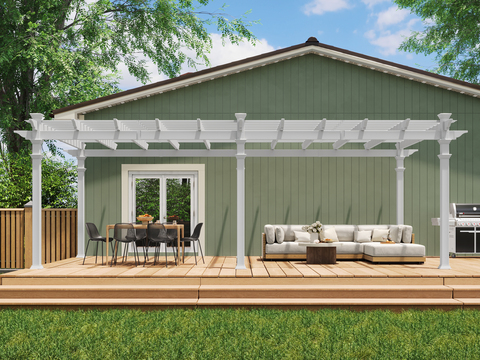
[438,264,451,270]
[235,265,247,270]
[30,265,44,270]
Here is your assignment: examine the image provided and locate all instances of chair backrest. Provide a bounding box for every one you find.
[148,223,170,240]
[191,223,203,239]
[85,223,102,239]
[114,223,135,241]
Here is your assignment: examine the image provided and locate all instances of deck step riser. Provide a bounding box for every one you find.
[0,290,197,299]
[199,290,452,299]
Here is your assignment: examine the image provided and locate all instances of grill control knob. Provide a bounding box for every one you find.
[468,222,471,226]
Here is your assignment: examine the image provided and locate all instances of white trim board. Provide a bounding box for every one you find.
[121,164,206,253]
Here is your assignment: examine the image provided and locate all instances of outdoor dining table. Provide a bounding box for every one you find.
[105,223,184,265]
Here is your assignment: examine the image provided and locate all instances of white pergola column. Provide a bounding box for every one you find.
[395,154,405,225]
[438,139,451,270]
[235,113,247,270]
[31,140,44,269]
[76,147,86,258]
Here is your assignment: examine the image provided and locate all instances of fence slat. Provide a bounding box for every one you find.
[56,210,60,261]
[17,211,23,268]
[5,212,10,268]
[1,211,5,268]
[66,210,71,259]
[71,211,76,258]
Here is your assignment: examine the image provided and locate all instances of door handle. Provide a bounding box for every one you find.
[459,231,475,233]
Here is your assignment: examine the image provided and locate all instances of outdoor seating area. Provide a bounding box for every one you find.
[263,224,426,263]
[83,222,203,267]
[1,256,480,311]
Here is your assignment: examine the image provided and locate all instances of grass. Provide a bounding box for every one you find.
[0,308,479,359]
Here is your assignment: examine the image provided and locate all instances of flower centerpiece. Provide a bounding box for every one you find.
[302,221,322,235]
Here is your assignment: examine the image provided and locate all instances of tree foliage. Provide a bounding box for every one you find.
[0,151,78,208]
[394,0,480,84]
[0,0,257,153]
[135,178,190,222]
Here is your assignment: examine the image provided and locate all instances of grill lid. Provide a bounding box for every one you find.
[454,203,480,218]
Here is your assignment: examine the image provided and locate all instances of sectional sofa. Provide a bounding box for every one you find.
[262,224,426,263]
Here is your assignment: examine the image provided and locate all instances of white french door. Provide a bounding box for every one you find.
[128,171,198,253]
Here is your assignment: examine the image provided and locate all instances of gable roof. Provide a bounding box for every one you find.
[53,37,480,119]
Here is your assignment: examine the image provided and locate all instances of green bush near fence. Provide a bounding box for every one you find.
[0,308,479,359]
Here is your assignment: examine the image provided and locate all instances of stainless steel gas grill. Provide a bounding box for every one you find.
[437,203,480,256]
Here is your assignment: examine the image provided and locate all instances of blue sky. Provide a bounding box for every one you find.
[117,0,436,90]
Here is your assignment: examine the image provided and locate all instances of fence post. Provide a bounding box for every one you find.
[24,202,33,268]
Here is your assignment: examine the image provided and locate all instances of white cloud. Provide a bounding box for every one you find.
[361,0,390,8]
[377,6,410,28]
[369,29,412,55]
[364,29,376,40]
[116,34,276,90]
[303,0,351,15]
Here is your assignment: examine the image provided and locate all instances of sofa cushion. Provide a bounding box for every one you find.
[354,230,372,243]
[402,225,413,243]
[274,225,306,242]
[265,225,275,244]
[336,242,364,254]
[294,230,317,243]
[357,225,390,232]
[323,225,355,242]
[372,228,390,242]
[275,226,285,244]
[265,242,306,254]
[389,225,403,243]
[321,227,339,242]
[363,243,425,257]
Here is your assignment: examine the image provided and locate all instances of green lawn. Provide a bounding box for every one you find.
[0,308,479,359]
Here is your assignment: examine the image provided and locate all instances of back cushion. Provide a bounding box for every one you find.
[357,225,390,232]
[264,225,275,244]
[274,225,306,242]
[323,225,356,242]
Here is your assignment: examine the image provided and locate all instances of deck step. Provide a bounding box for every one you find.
[449,285,480,298]
[196,298,463,310]
[199,285,453,299]
[0,285,199,299]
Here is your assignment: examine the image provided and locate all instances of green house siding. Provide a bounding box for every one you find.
[84,54,480,257]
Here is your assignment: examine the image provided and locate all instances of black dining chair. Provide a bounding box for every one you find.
[84,223,114,265]
[134,226,148,265]
[147,223,177,267]
[113,223,140,266]
[180,223,204,265]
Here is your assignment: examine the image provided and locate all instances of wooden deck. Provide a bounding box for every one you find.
[2,256,480,310]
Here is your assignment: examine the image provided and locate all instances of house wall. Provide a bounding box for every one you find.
[85,54,480,256]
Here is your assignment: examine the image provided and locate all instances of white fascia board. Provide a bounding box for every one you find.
[306,46,480,97]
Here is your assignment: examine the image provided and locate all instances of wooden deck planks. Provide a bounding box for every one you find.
[5,257,480,281]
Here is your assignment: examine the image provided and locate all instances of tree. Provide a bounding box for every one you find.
[0,0,257,153]
[394,0,480,84]
[0,150,78,208]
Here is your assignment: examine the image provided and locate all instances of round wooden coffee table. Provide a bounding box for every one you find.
[298,242,338,264]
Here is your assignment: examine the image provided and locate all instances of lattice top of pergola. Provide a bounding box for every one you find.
[16,113,467,158]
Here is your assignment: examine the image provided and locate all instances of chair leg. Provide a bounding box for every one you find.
[83,239,91,265]
[95,242,99,264]
[101,242,104,265]
[113,241,118,266]
[192,240,197,265]
[165,242,168,268]
[197,240,205,264]
[111,241,116,266]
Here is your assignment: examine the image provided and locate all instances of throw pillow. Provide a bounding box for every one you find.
[354,230,372,243]
[275,226,285,244]
[322,227,339,242]
[372,228,390,242]
[389,225,403,243]
[264,225,275,244]
[402,225,413,243]
[293,230,317,243]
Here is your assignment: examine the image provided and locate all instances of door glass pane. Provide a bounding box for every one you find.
[166,178,191,237]
[135,178,160,223]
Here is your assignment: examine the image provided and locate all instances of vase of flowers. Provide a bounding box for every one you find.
[302,221,322,234]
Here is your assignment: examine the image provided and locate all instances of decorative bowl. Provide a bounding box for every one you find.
[137,216,153,224]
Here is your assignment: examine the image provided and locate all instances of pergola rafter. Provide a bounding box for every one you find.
[15,113,467,270]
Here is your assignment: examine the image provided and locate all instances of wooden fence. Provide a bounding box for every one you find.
[0,208,77,269]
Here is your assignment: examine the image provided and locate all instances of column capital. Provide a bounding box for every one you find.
[395,167,405,173]
[30,154,43,160]
[438,154,452,160]
[77,168,87,174]
[438,139,451,145]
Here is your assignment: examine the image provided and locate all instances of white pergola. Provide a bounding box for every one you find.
[16,112,467,270]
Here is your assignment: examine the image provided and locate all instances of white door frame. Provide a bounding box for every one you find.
[121,164,205,254]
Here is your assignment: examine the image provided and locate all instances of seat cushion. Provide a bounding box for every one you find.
[323,225,356,242]
[336,242,364,254]
[265,242,306,254]
[363,243,425,257]
[357,225,390,232]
